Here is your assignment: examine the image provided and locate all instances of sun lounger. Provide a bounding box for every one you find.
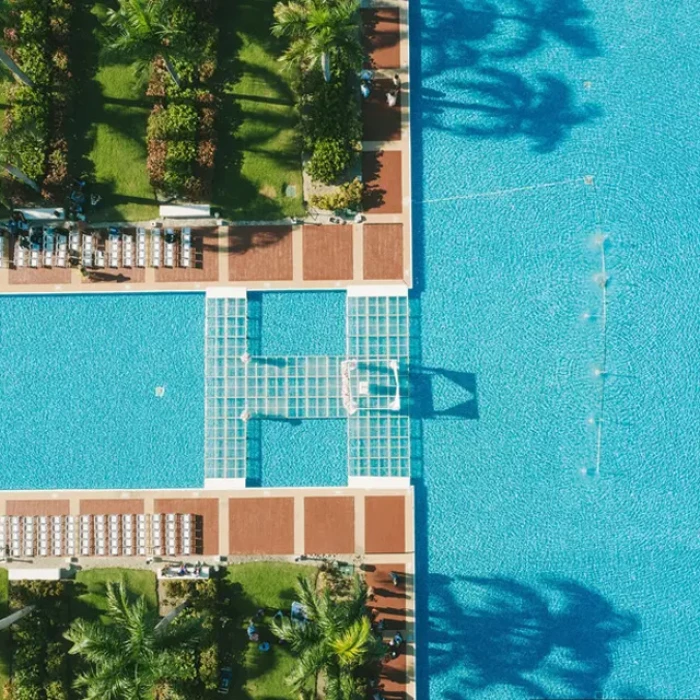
[109,232,119,268]
[181,514,192,555]
[56,234,67,267]
[151,229,161,268]
[38,517,49,556]
[137,227,147,267]
[166,513,178,556]
[122,514,134,556]
[44,229,54,267]
[94,515,106,556]
[152,514,163,556]
[30,246,39,268]
[0,515,6,555]
[80,514,92,556]
[0,234,4,268]
[11,516,21,558]
[82,234,93,267]
[108,514,120,556]
[69,230,80,253]
[23,516,35,557]
[52,515,63,556]
[14,242,26,267]
[180,227,191,268]
[165,229,175,267]
[66,515,77,557]
[137,514,148,555]
[94,248,105,268]
[123,233,134,268]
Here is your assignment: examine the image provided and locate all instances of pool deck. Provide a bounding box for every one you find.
[0,0,411,295]
[0,485,416,698]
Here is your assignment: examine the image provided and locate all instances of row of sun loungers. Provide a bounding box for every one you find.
[0,514,198,558]
[11,227,194,270]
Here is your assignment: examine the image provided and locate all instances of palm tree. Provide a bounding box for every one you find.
[104,0,188,88]
[271,574,384,700]
[65,581,199,700]
[0,1,35,88]
[272,0,362,82]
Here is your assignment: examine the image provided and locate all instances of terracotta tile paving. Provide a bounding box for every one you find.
[304,496,355,554]
[228,497,294,555]
[302,225,353,280]
[362,8,401,69]
[155,227,219,283]
[365,564,407,630]
[378,651,408,695]
[8,264,71,285]
[154,498,219,555]
[229,226,293,282]
[79,499,144,515]
[365,496,406,553]
[6,500,70,516]
[362,78,402,142]
[363,224,404,280]
[362,151,403,214]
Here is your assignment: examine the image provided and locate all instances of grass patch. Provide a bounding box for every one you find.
[74,568,157,623]
[224,563,316,699]
[214,0,304,220]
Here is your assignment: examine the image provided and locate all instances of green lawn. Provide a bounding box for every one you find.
[74,568,157,623]
[0,568,8,692]
[225,563,316,699]
[214,0,304,220]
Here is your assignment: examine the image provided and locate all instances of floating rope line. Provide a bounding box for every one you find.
[420,177,585,204]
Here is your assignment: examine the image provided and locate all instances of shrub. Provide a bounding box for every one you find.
[307,138,353,184]
[310,177,363,211]
[199,644,219,691]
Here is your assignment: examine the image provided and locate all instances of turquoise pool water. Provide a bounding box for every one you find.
[412,0,700,697]
[0,294,204,489]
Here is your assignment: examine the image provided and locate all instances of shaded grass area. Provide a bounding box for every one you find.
[73,568,157,623]
[71,2,158,222]
[214,0,304,220]
[0,568,8,692]
[225,563,316,699]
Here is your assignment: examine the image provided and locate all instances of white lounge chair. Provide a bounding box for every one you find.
[180,227,192,268]
[14,242,26,267]
[56,234,67,267]
[82,235,93,267]
[137,227,147,267]
[94,248,105,268]
[108,514,120,556]
[109,232,119,268]
[122,514,134,556]
[0,515,6,555]
[123,233,134,268]
[80,514,92,556]
[151,229,161,268]
[164,229,175,267]
[137,514,147,556]
[44,229,54,267]
[52,516,63,556]
[30,247,39,268]
[38,518,49,556]
[24,516,35,557]
[152,514,163,556]
[69,230,80,253]
[65,515,77,557]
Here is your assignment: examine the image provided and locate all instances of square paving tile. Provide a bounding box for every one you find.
[229,226,293,282]
[362,151,403,214]
[362,8,401,69]
[80,499,145,515]
[363,79,401,142]
[304,496,355,554]
[154,227,219,283]
[365,495,406,553]
[6,500,70,516]
[302,225,353,280]
[229,497,294,555]
[363,223,404,280]
[154,498,219,555]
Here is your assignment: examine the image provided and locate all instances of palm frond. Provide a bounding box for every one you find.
[330,616,373,668]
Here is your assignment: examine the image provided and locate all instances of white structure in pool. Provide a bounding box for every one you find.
[203,285,410,490]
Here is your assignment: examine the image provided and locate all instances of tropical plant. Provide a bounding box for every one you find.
[0,0,36,87]
[270,574,384,700]
[104,0,190,88]
[64,581,201,700]
[307,137,353,183]
[310,176,363,211]
[272,0,362,82]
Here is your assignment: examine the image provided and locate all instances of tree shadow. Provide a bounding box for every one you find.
[427,574,640,699]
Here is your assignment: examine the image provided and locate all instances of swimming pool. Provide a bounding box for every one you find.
[412,0,700,697]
